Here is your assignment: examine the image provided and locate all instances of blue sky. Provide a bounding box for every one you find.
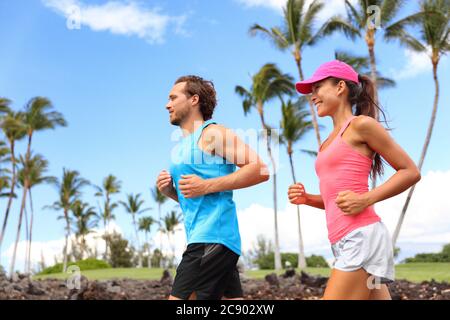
[1,0,449,271]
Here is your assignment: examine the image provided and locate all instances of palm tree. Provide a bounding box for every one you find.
[138,216,156,268]
[323,0,406,114]
[17,153,56,273]
[22,97,66,163]
[71,200,98,260]
[4,96,66,270]
[151,187,167,268]
[334,51,396,89]
[0,109,26,260]
[119,193,151,268]
[95,175,121,261]
[20,97,66,265]
[160,210,182,268]
[385,0,450,246]
[235,63,295,271]
[0,98,10,198]
[250,0,328,146]
[48,169,89,273]
[0,98,10,113]
[0,140,11,198]
[280,98,314,269]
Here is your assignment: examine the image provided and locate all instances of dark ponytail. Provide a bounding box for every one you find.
[330,75,388,180]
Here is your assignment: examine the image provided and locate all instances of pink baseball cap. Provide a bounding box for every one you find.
[295,60,359,94]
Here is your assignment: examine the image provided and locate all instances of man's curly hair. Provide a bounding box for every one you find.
[175,75,217,120]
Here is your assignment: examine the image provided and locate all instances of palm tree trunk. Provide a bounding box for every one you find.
[40,248,46,271]
[145,232,151,268]
[133,215,142,268]
[104,195,111,261]
[288,152,307,269]
[392,61,440,246]
[158,204,163,268]
[21,132,33,273]
[170,232,176,267]
[80,235,85,259]
[0,141,17,259]
[367,34,379,191]
[257,102,282,271]
[168,232,176,268]
[62,210,70,273]
[270,153,281,271]
[9,183,28,277]
[23,205,29,273]
[27,189,34,274]
[104,219,110,261]
[294,50,322,146]
[367,35,379,112]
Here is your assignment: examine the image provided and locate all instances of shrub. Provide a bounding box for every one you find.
[107,232,134,268]
[38,258,111,275]
[306,255,329,268]
[254,253,329,269]
[404,243,450,263]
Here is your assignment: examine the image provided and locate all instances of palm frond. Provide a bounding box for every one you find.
[235,85,254,115]
[381,0,406,26]
[299,149,318,158]
[249,24,289,50]
[319,16,361,40]
[300,0,325,46]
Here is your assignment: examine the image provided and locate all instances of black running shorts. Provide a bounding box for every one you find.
[170,243,243,300]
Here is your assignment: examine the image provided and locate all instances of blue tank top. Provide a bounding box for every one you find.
[169,120,241,255]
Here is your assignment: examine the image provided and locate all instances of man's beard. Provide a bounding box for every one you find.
[170,108,189,126]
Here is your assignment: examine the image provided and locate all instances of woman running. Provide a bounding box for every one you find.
[288,60,421,300]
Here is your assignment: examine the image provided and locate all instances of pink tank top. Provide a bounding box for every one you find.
[315,116,381,244]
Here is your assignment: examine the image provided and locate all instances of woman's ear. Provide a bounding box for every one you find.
[336,80,347,96]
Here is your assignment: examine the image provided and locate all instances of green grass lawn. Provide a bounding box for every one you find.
[247,263,450,283]
[34,268,176,281]
[34,263,450,283]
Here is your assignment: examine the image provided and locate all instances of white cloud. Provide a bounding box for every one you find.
[375,170,450,244]
[391,48,432,80]
[42,0,188,43]
[236,0,357,22]
[236,0,287,12]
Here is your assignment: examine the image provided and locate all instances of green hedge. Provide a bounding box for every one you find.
[405,253,450,263]
[37,258,112,275]
[255,253,329,269]
[404,244,450,263]
[306,255,329,268]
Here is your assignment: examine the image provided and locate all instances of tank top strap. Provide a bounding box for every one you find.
[338,115,356,137]
[191,119,217,147]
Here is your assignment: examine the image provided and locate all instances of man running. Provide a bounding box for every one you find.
[157,75,269,300]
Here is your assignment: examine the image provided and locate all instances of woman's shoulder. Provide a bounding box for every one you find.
[351,115,385,137]
[352,115,379,129]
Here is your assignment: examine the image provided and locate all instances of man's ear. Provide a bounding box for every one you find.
[191,94,200,106]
